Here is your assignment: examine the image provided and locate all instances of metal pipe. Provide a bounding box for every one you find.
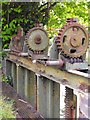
[19,53,28,57]
[45,60,64,67]
[32,59,64,67]
[3,49,11,52]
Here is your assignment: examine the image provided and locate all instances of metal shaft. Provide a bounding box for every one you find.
[45,60,64,67]
[3,49,11,52]
[19,53,28,57]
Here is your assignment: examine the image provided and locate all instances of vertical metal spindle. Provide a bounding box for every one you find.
[65,87,74,119]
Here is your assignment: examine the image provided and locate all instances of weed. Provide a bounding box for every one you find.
[0,96,16,119]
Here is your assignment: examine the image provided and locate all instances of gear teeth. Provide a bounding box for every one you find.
[58,32,62,36]
[73,58,77,63]
[25,40,31,50]
[55,20,88,58]
[24,27,48,54]
[55,41,60,44]
[63,24,67,28]
[57,36,61,39]
[68,22,72,25]
[64,54,68,57]
[57,47,62,51]
[56,42,60,45]
[28,56,31,59]
[57,44,61,46]
[60,29,64,32]
[70,58,74,64]
[25,30,31,51]
[25,41,28,44]
[55,38,60,42]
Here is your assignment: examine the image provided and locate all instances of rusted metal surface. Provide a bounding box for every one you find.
[65,87,77,119]
[55,18,88,59]
[65,87,74,118]
[45,60,64,67]
[48,18,89,71]
[19,52,28,57]
[4,54,90,118]
[7,54,90,93]
[1,81,44,119]
[24,25,49,59]
[25,27,48,51]
[9,28,24,52]
[3,49,11,52]
[3,18,89,119]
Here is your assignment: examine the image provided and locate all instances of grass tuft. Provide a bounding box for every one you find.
[0,96,16,119]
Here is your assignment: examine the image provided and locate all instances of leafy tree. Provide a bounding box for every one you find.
[47,2,88,38]
[1,2,56,48]
[1,1,89,48]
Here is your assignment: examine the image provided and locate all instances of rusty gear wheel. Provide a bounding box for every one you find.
[55,20,88,58]
[25,27,49,51]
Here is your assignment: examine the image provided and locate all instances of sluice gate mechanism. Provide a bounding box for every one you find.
[3,18,90,119]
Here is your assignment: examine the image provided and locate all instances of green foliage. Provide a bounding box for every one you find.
[0,96,15,119]
[2,2,89,48]
[2,75,13,86]
[2,2,55,48]
[88,2,90,28]
[47,2,88,38]
[0,51,7,59]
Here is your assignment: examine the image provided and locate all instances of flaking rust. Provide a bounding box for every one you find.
[4,18,90,119]
[78,82,90,92]
[8,18,89,70]
[61,79,69,85]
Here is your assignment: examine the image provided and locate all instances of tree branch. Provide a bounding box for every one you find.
[40,2,57,12]
[39,2,48,10]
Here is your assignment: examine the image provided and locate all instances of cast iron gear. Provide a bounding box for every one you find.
[55,18,88,58]
[25,27,49,52]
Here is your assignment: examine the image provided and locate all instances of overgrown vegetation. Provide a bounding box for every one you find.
[1,2,56,48]
[0,96,16,119]
[47,2,89,38]
[1,1,89,48]
[2,75,13,86]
